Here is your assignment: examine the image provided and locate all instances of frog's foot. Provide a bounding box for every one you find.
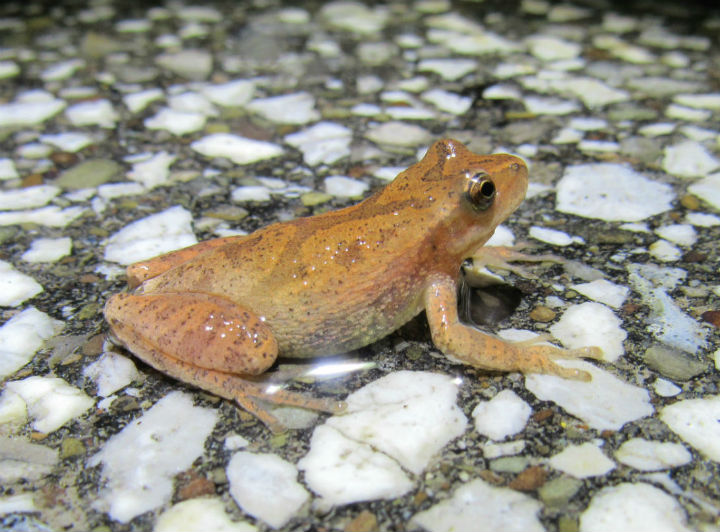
[470,245,566,280]
[510,333,604,361]
[425,275,603,383]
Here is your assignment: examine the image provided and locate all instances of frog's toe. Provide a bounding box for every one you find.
[564,345,604,361]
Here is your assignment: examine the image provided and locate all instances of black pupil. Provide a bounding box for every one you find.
[479,180,495,198]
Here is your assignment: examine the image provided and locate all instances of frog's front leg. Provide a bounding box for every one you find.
[423,274,602,381]
[104,292,344,432]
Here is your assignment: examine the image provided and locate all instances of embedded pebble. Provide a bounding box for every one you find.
[526,35,581,61]
[0,206,86,228]
[0,185,60,210]
[126,151,176,189]
[410,479,543,532]
[22,237,72,263]
[0,307,63,379]
[570,279,628,309]
[687,174,720,210]
[191,133,283,164]
[83,351,139,397]
[665,104,712,122]
[0,159,19,180]
[39,132,94,152]
[123,88,164,113]
[649,239,682,262]
[685,212,720,227]
[548,442,615,478]
[550,302,626,362]
[0,95,66,127]
[654,378,682,397]
[529,226,583,246]
[4,376,94,433]
[472,389,531,441]
[524,96,579,115]
[323,371,467,475]
[88,391,217,523]
[654,224,697,247]
[299,425,413,507]
[247,92,320,125]
[324,176,369,198]
[417,58,477,81]
[365,121,432,147]
[155,498,256,532]
[579,483,692,532]
[525,359,652,431]
[103,205,197,265]
[155,49,213,80]
[320,2,389,34]
[65,100,119,128]
[556,163,674,222]
[615,438,691,471]
[285,121,352,165]
[662,140,720,178]
[0,437,58,481]
[0,61,20,79]
[628,272,708,354]
[227,452,309,528]
[145,108,206,135]
[0,494,36,515]
[660,396,720,462]
[56,159,122,189]
[0,260,44,307]
[98,183,145,199]
[421,88,472,115]
[232,186,271,202]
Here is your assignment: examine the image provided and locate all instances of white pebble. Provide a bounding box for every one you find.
[4,376,94,433]
[40,59,85,81]
[247,92,319,125]
[580,483,692,532]
[104,205,197,265]
[0,158,19,180]
[227,452,308,528]
[660,396,720,462]
[39,132,94,152]
[638,122,676,137]
[0,206,85,228]
[482,440,526,459]
[231,186,271,202]
[0,260,43,307]
[123,88,164,113]
[570,279,628,309]
[89,392,217,523]
[665,103,712,122]
[663,140,720,178]
[615,438,691,471]
[526,359,652,431]
[0,307,63,379]
[83,351,138,397]
[655,224,697,247]
[526,35,581,61]
[65,99,119,128]
[417,58,477,81]
[557,163,674,222]
[649,239,682,262]
[155,498,255,532]
[0,97,66,128]
[98,182,145,199]
[472,389,531,441]
[549,441,615,478]
[199,79,255,107]
[524,96,580,115]
[299,424,413,506]
[410,479,543,532]
[127,151,176,189]
[0,60,20,79]
[685,212,720,227]
[285,121,352,166]
[0,185,60,211]
[22,237,72,263]
[191,133,283,165]
[688,174,720,210]
[654,378,681,397]
[145,108,206,135]
[324,176,369,198]
[550,302,626,362]
[421,88,472,115]
[529,226,583,246]
[674,92,720,110]
[365,121,431,147]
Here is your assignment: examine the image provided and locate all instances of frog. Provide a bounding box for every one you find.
[104,139,601,431]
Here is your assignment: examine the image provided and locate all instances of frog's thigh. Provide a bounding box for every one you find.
[105,292,277,376]
[423,275,591,380]
[126,236,242,288]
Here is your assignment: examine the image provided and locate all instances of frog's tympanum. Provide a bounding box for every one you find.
[105,139,601,431]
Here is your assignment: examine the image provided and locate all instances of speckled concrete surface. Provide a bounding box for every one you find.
[1,1,719,531]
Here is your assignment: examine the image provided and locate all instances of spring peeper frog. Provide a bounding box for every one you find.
[105,139,601,431]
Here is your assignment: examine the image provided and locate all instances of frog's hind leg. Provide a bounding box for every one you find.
[105,292,344,432]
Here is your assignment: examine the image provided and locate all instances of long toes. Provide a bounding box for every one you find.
[566,345,604,360]
[553,365,592,381]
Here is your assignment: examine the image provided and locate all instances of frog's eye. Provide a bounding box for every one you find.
[466,171,496,211]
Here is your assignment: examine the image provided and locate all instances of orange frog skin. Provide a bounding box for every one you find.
[104,139,601,431]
